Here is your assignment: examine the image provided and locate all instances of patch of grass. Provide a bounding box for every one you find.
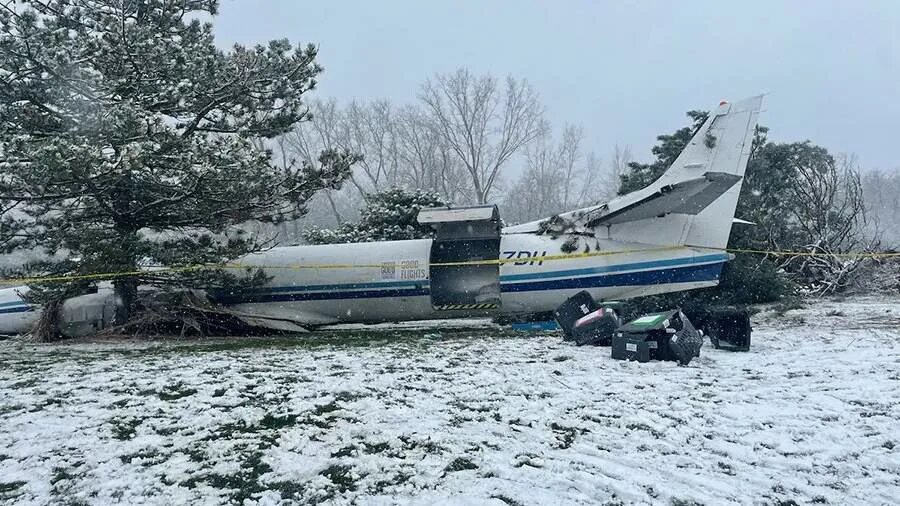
[10,378,39,388]
[449,400,492,413]
[626,422,663,439]
[158,383,197,401]
[0,480,26,494]
[364,442,390,454]
[110,416,142,440]
[259,413,298,430]
[267,480,305,500]
[717,461,736,476]
[333,390,365,403]
[320,464,357,493]
[398,435,443,454]
[491,494,524,506]
[670,499,704,506]
[549,422,587,449]
[120,448,164,466]
[180,446,273,504]
[0,404,25,416]
[314,401,341,416]
[154,425,179,436]
[331,445,357,458]
[107,399,129,409]
[370,472,411,493]
[444,457,478,473]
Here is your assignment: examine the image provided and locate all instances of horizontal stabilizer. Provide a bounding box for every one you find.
[586,172,742,226]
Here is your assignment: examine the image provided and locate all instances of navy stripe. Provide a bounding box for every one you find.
[499,254,729,282]
[240,280,428,294]
[213,262,724,304]
[0,300,28,309]
[501,262,723,293]
[216,287,429,304]
[223,255,722,298]
[0,305,32,314]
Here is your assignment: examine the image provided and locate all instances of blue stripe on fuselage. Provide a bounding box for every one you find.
[0,305,32,314]
[499,254,728,282]
[215,287,429,304]
[500,261,723,293]
[214,256,726,304]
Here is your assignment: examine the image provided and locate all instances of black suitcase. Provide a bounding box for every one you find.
[667,311,703,366]
[611,331,656,362]
[553,291,598,340]
[612,310,697,363]
[572,307,619,346]
[703,309,751,351]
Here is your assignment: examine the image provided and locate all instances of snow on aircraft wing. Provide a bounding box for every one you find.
[583,172,742,226]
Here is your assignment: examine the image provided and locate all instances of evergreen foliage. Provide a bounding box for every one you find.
[0,1,358,319]
[303,187,448,244]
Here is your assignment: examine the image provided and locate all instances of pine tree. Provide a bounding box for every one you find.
[0,1,358,321]
[303,187,448,244]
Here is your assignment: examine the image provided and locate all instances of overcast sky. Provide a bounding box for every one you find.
[214,0,900,171]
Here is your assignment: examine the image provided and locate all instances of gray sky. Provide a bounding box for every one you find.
[214,0,900,171]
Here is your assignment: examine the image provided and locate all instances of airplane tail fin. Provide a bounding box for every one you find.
[646,95,762,249]
[589,95,763,249]
[502,95,763,251]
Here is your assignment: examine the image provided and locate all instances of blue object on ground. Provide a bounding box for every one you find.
[511,321,560,332]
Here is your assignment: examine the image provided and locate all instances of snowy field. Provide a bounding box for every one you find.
[1,297,898,505]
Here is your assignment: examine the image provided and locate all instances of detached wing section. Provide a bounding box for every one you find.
[585,172,742,227]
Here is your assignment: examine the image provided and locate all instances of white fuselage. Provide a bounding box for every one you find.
[0,235,729,333]
[214,233,729,325]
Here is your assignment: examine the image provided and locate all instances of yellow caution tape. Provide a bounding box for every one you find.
[0,243,896,286]
[688,245,900,259]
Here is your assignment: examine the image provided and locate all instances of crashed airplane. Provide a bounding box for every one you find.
[0,95,763,336]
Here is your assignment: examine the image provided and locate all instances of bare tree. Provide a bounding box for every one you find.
[503,125,608,223]
[419,68,547,204]
[556,125,583,209]
[861,168,900,248]
[780,153,879,294]
[282,99,360,227]
[340,100,402,192]
[601,144,633,201]
[394,105,470,204]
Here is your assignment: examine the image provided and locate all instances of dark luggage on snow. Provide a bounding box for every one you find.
[611,331,659,362]
[572,307,620,346]
[554,291,598,340]
[700,308,751,351]
[612,309,702,365]
[668,312,703,365]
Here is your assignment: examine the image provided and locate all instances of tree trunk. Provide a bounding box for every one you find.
[113,277,138,325]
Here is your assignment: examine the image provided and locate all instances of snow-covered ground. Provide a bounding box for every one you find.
[1,297,898,505]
